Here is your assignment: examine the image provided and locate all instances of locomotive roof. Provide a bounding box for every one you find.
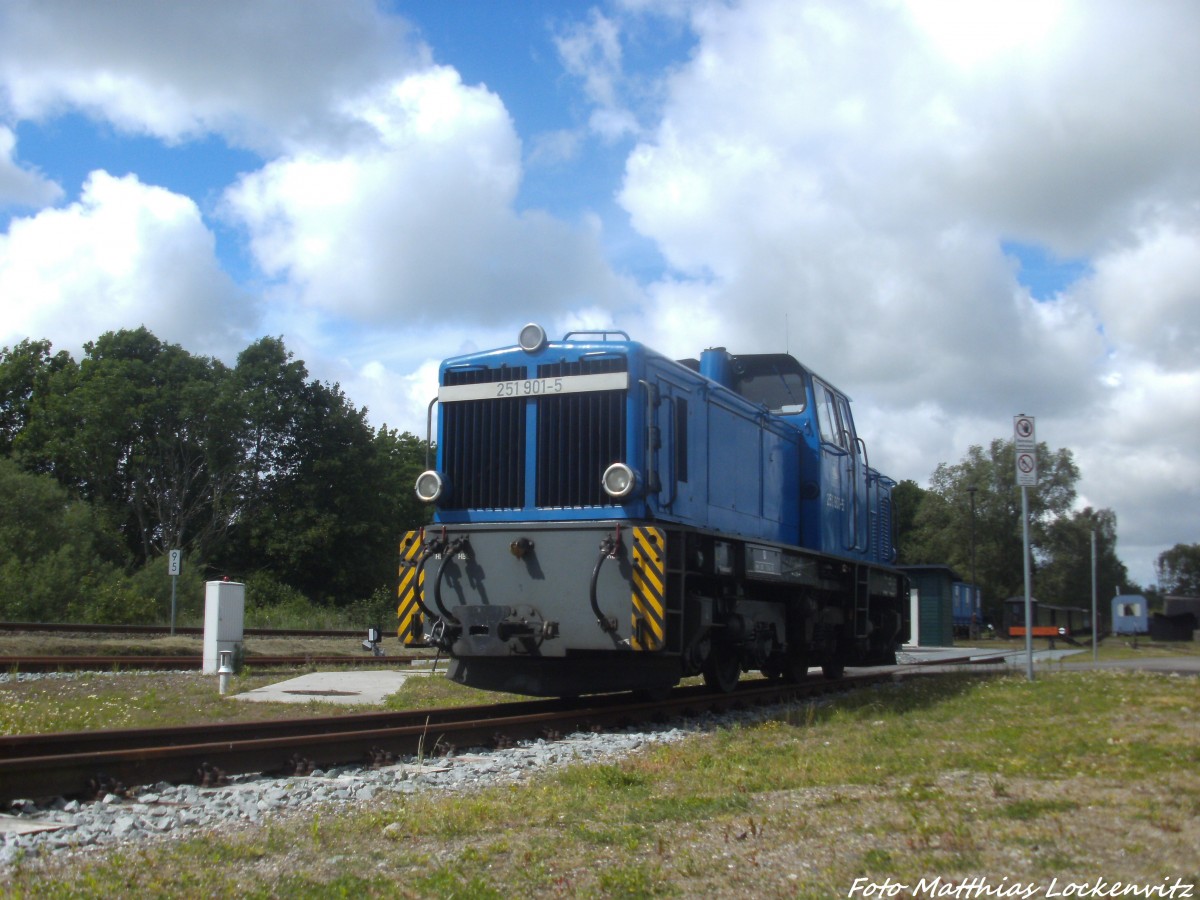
[678,351,851,403]
[440,335,850,403]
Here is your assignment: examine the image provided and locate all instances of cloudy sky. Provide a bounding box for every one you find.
[1,0,1196,588]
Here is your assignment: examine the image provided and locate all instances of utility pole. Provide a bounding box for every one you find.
[1091,530,1098,663]
[1014,415,1037,682]
[967,485,978,640]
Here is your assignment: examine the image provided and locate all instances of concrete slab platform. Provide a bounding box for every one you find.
[899,645,1081,667]
[899,646,1009,665]
[232,670,419,705]
[0,815,70,835]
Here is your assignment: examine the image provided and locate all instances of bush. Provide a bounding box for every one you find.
[242,571,320,629]
[0,460,130,622]
[125,562,207,626]
[341,585,398,634]
[66,575,160,625]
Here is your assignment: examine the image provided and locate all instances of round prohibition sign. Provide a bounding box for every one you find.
[1017,452,1036,474]
[1015,416,1034,440]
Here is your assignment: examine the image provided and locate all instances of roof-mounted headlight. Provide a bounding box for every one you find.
[601,462,640,500]
[518,323,548,353]
[415,470,447,503]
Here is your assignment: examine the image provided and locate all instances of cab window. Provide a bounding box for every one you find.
[814,380,843,447]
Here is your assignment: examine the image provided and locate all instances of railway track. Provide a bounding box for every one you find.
[0,654,434,672]
[0,622,361,638]
[0,674,893,804]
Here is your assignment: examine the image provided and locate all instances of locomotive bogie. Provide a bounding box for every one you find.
[397,520,904,696]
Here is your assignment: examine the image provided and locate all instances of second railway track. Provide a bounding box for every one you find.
[0,673,898,804]
[0,654,432,672]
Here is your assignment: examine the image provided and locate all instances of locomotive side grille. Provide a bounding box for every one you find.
[874,483,894,563]
[442,366,527,510]
[535,357,628,508]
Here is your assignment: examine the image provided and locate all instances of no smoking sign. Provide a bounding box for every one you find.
[1013,415,1037,486]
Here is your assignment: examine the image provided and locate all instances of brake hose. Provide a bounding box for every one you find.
[589,533,619,632]
[432,536,469,623]
[411,542,441,621]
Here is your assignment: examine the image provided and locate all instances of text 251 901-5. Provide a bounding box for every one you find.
[495,377,565,397]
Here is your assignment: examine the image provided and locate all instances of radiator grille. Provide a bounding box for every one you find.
[441,366,527,510]
[873,479,894,563]
[535,358,627,508]
[439,358,628,511]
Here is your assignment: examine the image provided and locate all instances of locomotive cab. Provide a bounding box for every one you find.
[399,326,906,697]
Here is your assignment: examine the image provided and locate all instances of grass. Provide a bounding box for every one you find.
[0,632,430,660]
[0,637,519,734]
[3,668,1198,898]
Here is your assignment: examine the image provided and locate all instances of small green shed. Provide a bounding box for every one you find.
[899,564,959,647]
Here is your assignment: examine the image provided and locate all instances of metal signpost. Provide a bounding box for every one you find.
[1014,415,1036,682]
[1091,530,1098,663]
[168,549,182,636]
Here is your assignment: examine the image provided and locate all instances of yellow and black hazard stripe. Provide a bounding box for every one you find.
[396,530,426,645]
[630,526,666,651]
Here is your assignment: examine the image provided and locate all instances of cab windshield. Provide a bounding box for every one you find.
[733,355,809,413]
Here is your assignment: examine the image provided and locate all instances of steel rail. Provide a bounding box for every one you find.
[0,674,897,803]
[0,622,362,638]
[0,693,622,761]
[0,655,435,672]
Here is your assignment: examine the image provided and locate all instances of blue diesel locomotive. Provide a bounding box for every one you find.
[398,325,906,696]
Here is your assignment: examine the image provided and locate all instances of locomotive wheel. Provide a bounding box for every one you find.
[782,645,810,683]
[821,658,845,680]
[762,645,809,682]
[702,643,741,693]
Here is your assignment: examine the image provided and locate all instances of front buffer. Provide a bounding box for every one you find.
[397,524,680,697]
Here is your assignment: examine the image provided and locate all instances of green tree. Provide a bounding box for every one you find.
[891,478,927,564]
[216,349,430,604]
[1156,543,1200,596]
[0,338,74,456]
[906,438,1085,622]
[1037,507,1129,613]
[15,328,241,567]
[0,458,127,620]
[5,328,433,619]
[227,336,311,516]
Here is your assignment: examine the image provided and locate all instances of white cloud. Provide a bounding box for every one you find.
[0,126,62,207]
[0,0,1196,590]
[555,9,640,141]
[224,66,636,327]
[0,170,252,356]
[1079,221,1200,372]
[614,0,1200,585]
[0,0,427,152]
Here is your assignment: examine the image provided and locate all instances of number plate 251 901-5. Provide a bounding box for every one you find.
[438,371,629,403]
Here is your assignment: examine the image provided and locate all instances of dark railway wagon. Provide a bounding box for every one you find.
[1005,598,1091,641]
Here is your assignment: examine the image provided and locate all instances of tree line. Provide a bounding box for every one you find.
[892,438,1200,625]
[3,327,1196,628]
[0,328,429,624]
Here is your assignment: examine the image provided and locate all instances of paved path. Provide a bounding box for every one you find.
[899,644,1200,676]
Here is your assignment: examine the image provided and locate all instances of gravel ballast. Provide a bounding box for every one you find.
[2,667,773,868]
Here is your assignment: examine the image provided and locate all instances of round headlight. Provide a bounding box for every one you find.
[518,323,548,353]
[601,462,639,500]
[415,470,446,503]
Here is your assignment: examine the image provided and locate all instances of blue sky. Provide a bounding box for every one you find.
[1,0,1198,587]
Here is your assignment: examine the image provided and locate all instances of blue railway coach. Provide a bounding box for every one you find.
[398,325,906,696]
